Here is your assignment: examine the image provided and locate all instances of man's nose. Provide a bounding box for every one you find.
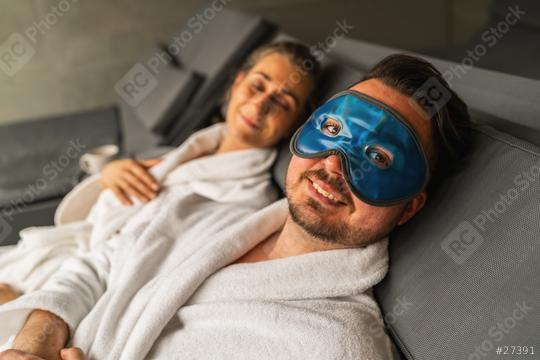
[323,154,344,177]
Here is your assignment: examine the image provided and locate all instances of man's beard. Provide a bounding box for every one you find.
[287,168,404,247]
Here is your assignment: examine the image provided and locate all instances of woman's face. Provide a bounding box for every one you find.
[225,52,314,149]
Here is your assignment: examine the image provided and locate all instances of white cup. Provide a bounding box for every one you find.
[79,144,119,175]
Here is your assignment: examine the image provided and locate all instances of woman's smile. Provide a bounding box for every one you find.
[239,111,262,131]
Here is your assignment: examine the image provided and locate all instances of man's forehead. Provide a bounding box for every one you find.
[349,79,433,153]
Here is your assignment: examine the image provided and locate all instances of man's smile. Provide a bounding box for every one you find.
[306,176,348,207]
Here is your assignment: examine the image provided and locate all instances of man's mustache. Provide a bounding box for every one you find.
[299,168,353,205]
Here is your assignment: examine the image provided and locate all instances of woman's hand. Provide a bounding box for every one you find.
[0,283,20,305]
[98,158,162,205]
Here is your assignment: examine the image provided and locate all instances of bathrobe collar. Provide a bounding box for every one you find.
[155,122,278,206]
[187,199,390,304]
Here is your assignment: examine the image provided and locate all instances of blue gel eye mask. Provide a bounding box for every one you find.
[290,90,430,206]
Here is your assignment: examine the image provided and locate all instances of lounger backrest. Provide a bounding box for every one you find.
[0,106,121,245]
[116,44,204,153]
[0,106,121,205]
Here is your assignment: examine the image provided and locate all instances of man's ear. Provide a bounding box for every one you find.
[397,191,428,226]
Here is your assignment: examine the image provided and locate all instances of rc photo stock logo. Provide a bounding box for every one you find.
[115,63,159,108]
[0,33,36,77]
[0,0,80,77]
[441,220,484,265]
[115,0,233,109]
[409,76,452,121]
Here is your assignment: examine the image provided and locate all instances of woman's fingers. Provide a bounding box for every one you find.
[0,283,21,305]
[139,158,162,168]
[120,172,155,201]
[127,161,160,192]
[110,185,132,206]
[116,179,148,203]
[98,158,161,204]
[60,348,86,360]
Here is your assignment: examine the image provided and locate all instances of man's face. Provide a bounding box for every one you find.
[285,79,433,247]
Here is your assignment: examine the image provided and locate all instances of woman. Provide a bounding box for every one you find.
[0,41,321,305]
[99,41,319,205]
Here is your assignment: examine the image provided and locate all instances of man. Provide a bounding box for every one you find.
[0,54,472,360]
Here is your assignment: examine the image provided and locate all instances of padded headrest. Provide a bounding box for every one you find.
[272,62,364,191]
[375,124,540,359]
[168,9,272,84]
[117,49,203,136]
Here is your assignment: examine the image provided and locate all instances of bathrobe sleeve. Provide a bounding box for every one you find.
[0,231,125,338]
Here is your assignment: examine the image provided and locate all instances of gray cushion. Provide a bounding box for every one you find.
[115,43,205,154]
[0,106,121,206]
[0,106,121,246]
[375,125,540,359]
[0,198,61,246]
[167,8,272,100]
[118,61,203,136]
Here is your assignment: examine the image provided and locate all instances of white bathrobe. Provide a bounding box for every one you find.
[0,122,278,293]
[0,199,394,360]
[0,123,395,359]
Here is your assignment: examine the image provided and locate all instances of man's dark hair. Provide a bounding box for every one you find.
[361,53,474,194]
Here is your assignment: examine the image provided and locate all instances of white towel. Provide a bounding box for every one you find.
[0,199,394,359]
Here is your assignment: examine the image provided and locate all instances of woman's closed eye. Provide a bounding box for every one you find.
[270,94,291,111]
[251,79,265,92]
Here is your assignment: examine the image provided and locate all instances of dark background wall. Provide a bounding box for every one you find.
[0,0,500,124]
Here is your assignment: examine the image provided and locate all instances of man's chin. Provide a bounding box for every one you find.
[288,196,389,247]
[288,199,344,244]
